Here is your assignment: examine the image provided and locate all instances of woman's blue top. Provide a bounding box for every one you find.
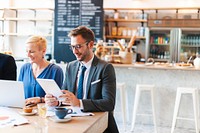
[18,63,64,99]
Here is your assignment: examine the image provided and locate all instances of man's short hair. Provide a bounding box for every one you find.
[68,26,95,42]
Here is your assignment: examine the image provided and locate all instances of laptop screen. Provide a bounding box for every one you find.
[0,80,25,108]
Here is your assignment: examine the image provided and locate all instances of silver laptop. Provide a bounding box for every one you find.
[0,80,25,108]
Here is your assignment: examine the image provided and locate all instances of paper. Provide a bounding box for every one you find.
[46,106,94,117]
[69,107,94,117]
[0,107,29,128]
[36,79,63,99]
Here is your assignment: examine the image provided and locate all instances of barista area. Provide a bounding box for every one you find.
[94,39,139,64]
[96,7,200,69]
[99,8,148,64]
[1,7,200,69]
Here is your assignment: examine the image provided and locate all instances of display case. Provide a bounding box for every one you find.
[147,7,200,63]
[148,28,200,63]
[180,28,200,62]
[148,28,170,62]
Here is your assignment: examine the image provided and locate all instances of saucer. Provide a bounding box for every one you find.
[145,62,153,66]
[19,109,37,116]
[49,115,72,123]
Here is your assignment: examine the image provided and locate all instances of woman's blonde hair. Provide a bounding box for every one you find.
[26,35,47,50]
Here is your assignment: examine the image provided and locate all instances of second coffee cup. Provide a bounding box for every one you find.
[55,107,73,119]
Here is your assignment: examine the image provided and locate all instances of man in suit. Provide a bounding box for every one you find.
[46,26,119,133]
[0,53,17,80]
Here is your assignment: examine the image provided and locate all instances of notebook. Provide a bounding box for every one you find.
[0,80,25,108]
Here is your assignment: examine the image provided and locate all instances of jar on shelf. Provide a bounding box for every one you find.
[112,27,117,36]
[122,28,128,36]
[117,27,123,36]
[143,13,148,20]
[194,53,200,68]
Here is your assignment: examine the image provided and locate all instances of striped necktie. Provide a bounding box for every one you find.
[77,66,87,99]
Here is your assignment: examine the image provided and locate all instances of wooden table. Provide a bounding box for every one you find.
[0,108,108,133]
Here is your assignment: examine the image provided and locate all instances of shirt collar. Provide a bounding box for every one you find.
[80,54,94,69]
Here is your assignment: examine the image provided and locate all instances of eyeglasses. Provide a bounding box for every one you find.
[69,42,88,50]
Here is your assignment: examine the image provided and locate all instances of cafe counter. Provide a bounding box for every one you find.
[113,63,200,129]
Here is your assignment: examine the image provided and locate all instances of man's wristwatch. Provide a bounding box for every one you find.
[40,97,43,103]
[57,101,63,106]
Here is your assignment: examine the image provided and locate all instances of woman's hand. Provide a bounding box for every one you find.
[25,97,40,106]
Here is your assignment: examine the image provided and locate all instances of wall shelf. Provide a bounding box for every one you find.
[106,35,146,39]
[150,43,169,46]
[105,19,147,23]
[104,8,147,42]
[0,7,54,56]
[148,19,200,27]
[0,33,52,36]
[4,18,52,21]
[0,7,53,36]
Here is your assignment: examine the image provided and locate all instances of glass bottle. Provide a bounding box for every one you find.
[114,11,119,19]
[194,53,200,68]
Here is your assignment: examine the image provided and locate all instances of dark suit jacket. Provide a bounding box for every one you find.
[62,55,119,133]
[0,53,17,80]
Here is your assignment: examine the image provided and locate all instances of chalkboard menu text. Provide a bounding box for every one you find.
[54,0,103,63]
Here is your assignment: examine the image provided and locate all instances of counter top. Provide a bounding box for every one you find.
[16,61,200,75]
[0,108,108,133]
[112,63,200,71]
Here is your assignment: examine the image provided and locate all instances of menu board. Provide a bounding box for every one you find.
[54,0,104,63]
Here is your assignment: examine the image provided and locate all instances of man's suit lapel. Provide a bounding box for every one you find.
[85,56,98,97]
[71,61,80,94]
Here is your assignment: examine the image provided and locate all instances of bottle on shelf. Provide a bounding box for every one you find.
[137,27,145,37]
[114,11,119,19]
[150,35,169,45]
[182,35,200,46]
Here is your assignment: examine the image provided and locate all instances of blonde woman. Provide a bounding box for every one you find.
[18,35,63,105]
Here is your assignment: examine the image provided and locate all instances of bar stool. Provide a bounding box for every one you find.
[116,82,127,131]
[171,87,199,133]
[131,84,157,133]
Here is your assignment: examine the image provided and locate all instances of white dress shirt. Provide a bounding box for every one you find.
[77,54,94,108]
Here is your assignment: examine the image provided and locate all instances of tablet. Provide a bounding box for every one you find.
[36,78,63,99]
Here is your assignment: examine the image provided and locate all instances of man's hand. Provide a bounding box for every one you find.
[59,90,80,107]
[44,94,59,106]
